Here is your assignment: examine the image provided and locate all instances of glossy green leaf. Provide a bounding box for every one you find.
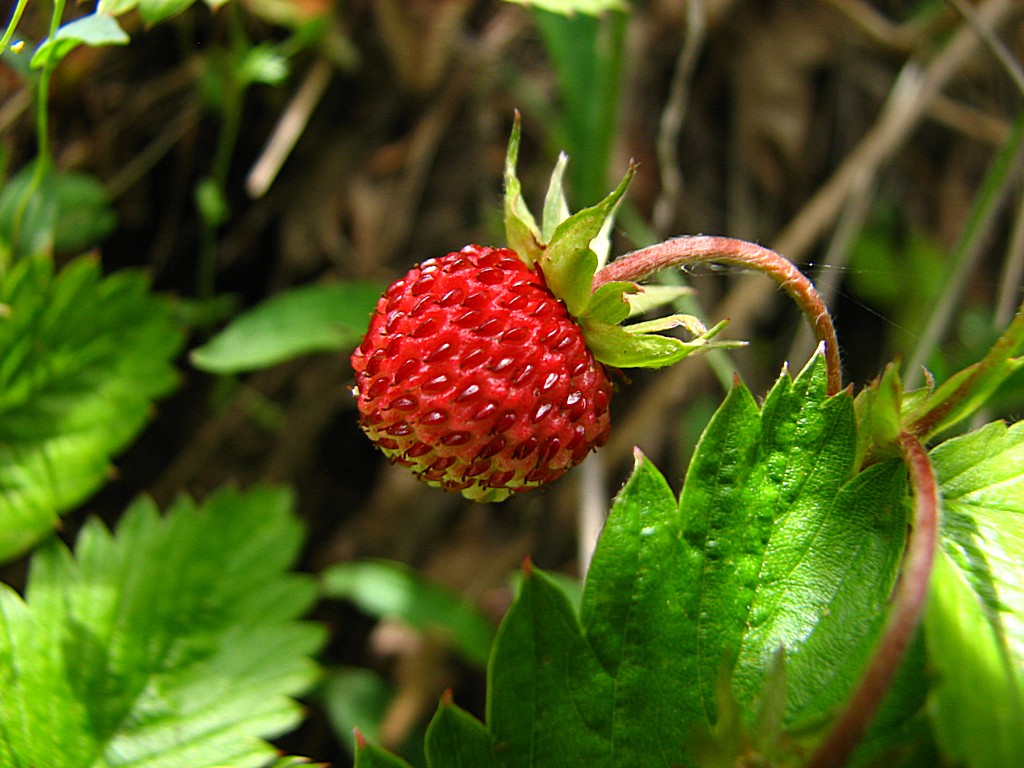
[0,256,183,562]
[31,12,129,69]
[320,559,495,667]
[425,696,496,766]
[925,421,1024,768]
[354,742,415,768]
[190,281,385,374]
[680,353,906,726]
[487,566,610,767]
[578,451,698,763]
[0,485,325,767]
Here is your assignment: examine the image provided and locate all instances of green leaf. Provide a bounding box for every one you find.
[733,458,908,722]
[357,352,912,767]
[237,42,290,86]
[424,695,497,766]
[31,12,129,70]
[541,164,634,317]
[0,256,183,562]
[354,740,415,768]
[320,559,495,667]
[925,421,1024,768]
[97,0,140,15]
[0,485,325,767]
[487,566,611,767]
[679,354,906,725]
[50,171,118,252]
[0,162,58,262]
[190,281,385,374]
[320,667,393,753]
[0,166,117,261]
[194,177,229,228]
[578,451,697,763]
[138,0,202,24]
[502,0,627,14]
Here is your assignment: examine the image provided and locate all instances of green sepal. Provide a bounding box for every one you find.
[854,360,904,468]
[541,152,571,242]
[584,280,638,325]
[625,283,693,318]
[623,313,708,338]
[541,164,635,318]
[503,114,543,266]
[581,317,735,369]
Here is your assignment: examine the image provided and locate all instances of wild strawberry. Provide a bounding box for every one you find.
[351,114,732,502]
[352,245,613,502]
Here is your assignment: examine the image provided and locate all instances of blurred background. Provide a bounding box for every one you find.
[2,0,1023,763]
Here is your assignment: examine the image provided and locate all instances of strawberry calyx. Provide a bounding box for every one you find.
[502,113,736,370]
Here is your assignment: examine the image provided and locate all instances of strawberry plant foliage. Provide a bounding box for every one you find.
[925,421,1024,768]
[0,485,325,768]
[0,256,183,563]
[354,353,916,767]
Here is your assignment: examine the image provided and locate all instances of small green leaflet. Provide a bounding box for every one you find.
[356,352,910,767]
[925,420,1024,768]
[320,667,394,754]
[191,281,385,374]
[0,256,183,562]
[0,164,118,262]
[0,485,325,767]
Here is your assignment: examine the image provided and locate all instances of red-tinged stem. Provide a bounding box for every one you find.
[805,430,940,768]
[592,235,843,395]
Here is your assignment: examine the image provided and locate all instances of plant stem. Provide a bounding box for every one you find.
[805,430,940,768]
[593,235,843,395]
[0,0,30,56]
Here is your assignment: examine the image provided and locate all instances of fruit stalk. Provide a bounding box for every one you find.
[593,235,843,395]
[806,429,939,768]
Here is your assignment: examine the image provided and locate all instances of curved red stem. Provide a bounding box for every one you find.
[593,235,843,395]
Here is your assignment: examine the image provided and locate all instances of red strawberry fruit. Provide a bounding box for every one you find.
[352,245,613,502]
[352,115,731,502]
